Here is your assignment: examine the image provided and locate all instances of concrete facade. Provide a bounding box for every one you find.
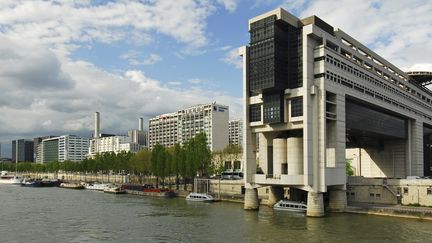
[348,176,432,207]
[149,103,229,151]
[241,8,432,216]
[42,135,89,163]
[229,119,243,146]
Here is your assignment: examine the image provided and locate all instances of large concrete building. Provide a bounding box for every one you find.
[12,139,34,162]
[229,119,243,146]
[41,135,89,163]
[240,8,432,216]
[149,103,229,151]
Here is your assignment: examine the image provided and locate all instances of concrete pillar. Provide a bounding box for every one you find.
[273,139,287,177]
[258,133,268,174]
[306,192,324,217]
[244,188,259,210]
[268,186,284,206]
[328,188,347,212]
[287,137,303,175]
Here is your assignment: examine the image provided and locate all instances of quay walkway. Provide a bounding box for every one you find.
[345,202,432,220]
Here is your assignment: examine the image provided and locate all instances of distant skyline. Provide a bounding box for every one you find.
[0,0,431,157]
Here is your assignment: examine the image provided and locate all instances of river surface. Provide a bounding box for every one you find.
[1,185,432,243]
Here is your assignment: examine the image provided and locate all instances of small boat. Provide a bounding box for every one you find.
[186,192,214,202]
[0,172,22,185]
[121,184,175,197]
[21,179,43,187]
[104,184,126,194]
[84,182,107,191]
[60,182,84,189]
[273,200,307,213]
[41,179,61,187]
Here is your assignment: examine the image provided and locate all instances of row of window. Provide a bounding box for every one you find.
[324,71,432,121]
[324,54,432,112]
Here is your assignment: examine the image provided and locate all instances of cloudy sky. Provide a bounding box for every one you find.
[0,0,431,157]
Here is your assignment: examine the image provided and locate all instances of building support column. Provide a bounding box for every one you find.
[328,186,347,212]
[244,188,259,210]
[268,186,284,206]
[306,191,324,217]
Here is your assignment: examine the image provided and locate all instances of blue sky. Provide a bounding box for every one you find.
[0,0,431,157]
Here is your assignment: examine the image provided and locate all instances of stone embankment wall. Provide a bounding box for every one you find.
[348,176,432,207]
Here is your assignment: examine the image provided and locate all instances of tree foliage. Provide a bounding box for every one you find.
[2,132,213,190]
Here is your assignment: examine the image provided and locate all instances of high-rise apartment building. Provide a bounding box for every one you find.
[42,135,89,163]
[12,139,34,162]
[228,119,243,146]
[240,8,432,216]
[149,103,229,151]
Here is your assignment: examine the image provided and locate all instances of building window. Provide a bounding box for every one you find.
[263,92,283,123]
[249,104,261,122]
[375,193,381,200]
[291,97,303,117]
[403,187,408,194]
[427,188,432,195]
[369,193,374,199]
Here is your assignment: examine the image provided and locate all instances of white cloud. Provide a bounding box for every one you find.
[0,1,214,52]
[121,51,162,66]
[217,0,240,12]
[221,47,242,69]
[188,78,204,84]
[0,1,244,156]
[282,0,432,72]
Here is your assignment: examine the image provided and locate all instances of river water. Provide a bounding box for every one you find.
[1,185,431,243]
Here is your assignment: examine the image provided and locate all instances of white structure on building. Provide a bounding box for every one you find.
[41,135,89,163]
[229,119,243,146]
[149,103,229,151]
[240,8,432,216]
[88,112,144,157]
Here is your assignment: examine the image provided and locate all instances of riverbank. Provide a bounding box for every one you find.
[19,172,432,220]
[344,202,432,220]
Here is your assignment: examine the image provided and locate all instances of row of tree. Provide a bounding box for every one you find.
[1,133,218,190]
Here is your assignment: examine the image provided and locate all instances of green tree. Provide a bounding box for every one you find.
[346,160,354,176]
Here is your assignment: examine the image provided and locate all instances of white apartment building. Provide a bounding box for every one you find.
[42,135,89,163]
[229,119,243,146]
[88,135,143,157]
[149,103,229,151]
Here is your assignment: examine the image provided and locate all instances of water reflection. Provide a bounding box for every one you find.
[1,185,432,243]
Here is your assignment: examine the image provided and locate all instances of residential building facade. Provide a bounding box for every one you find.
[229,119,243,146]
[42,135,89,163]
[149,103,229,151]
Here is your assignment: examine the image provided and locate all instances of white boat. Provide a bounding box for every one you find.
[60,182,84,189]
[186,192,214,202]
[103,184,126,194]
[0,175,22,185]
[273,200,307,213]
[0,171,22,185]
[83,183,107,191]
